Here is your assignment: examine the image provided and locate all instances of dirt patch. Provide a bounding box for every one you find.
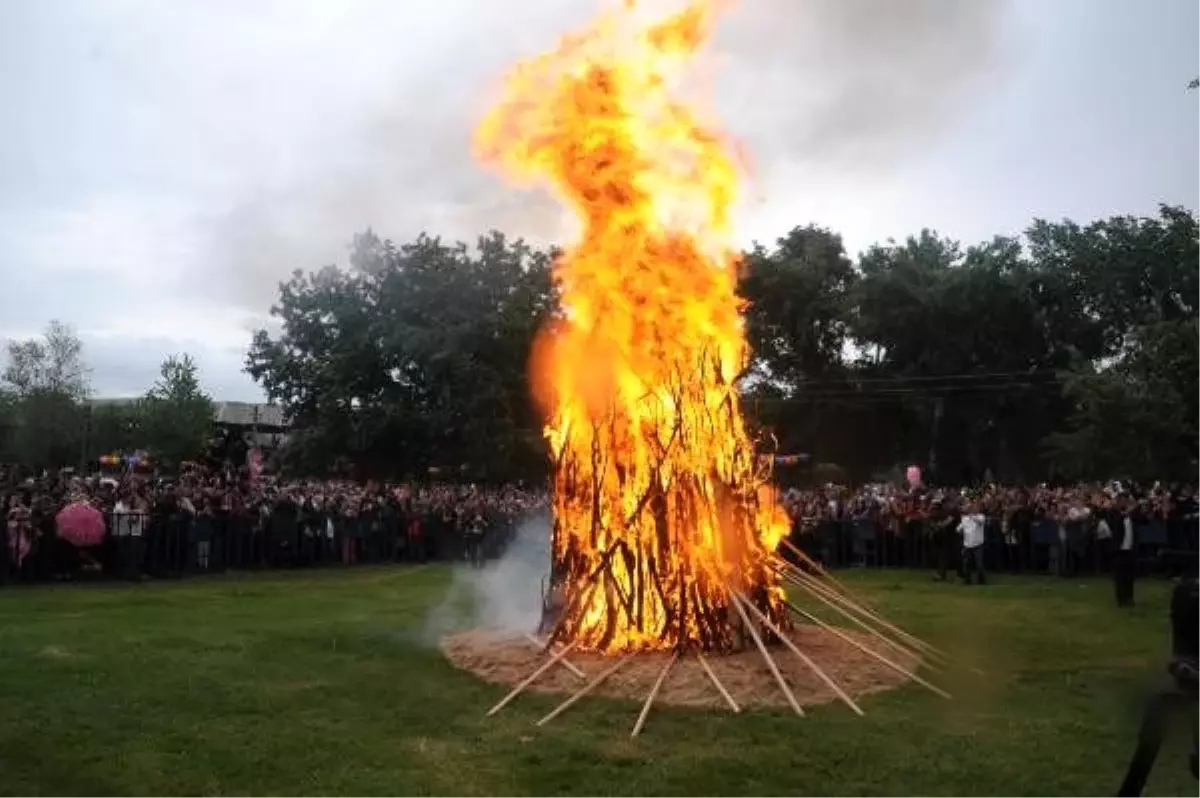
[441,624,920,711]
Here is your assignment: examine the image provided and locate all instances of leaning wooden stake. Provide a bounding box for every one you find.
[779,537,893,619]
[780,538,864,604]
[798,568,946,661]
[697,652,740,713]
[785,599,951,700]
[780,560,985,677]
[777,558,947,662]
[631,652,678,738]
[524,633,587,680]
[536,653,635,727]
[771,561,929,666]
[733,591,864,716]
[729,592,805,717]
[486,639,581,717]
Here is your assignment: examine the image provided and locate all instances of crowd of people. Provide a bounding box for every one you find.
[3,463,1195,597]
[780,481,1199,602]
[1,464,546,583]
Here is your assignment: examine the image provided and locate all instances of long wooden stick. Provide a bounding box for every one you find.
[631,652,678,738]
[536,653,634,727]
[771,562,930,667]
[776,557,947,661]
[781,562,985,677]
[785,599,951,700]
[733,591,864,716]
[486,639,580,717]
[780,538,862,602]
[696,652,740,713]
[524,633,587,680]
[777,554,936,657]
[798,568,944,659]
[729,592,805,716]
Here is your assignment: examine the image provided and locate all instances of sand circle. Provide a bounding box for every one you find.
[441,624,920,711]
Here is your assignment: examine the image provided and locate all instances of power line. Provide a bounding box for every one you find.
[785,369,1065,387]
[796,379,1060,393]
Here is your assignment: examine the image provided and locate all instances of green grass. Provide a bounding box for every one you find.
[0,566,1192,796]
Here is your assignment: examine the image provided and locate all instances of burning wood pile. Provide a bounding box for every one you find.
[464,0,952,736]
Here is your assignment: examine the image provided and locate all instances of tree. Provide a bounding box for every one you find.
[247,230,556,479]
[1047,319,1198,481]
[139,354,215,466]
[1,321,90,470]
[88,402,143,461]
[246,206,1197,484]
[740,225,857,387]
[0,389,18,464]
[3,319,90,400]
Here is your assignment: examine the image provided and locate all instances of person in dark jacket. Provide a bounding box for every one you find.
[1112,495,1142,608]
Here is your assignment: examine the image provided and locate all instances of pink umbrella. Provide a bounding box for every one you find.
[56,502,106,548]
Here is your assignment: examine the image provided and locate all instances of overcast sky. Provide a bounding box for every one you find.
[1,0,1196,401]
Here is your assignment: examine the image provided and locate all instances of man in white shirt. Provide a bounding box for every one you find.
[958,501,987,585]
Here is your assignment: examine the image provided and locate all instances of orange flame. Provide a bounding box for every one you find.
[476,0,788,652]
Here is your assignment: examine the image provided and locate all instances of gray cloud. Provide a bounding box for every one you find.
[717,0,1011,168]
[3,0,1194,401]
[80,333,251,400]
[204,0,1014,309]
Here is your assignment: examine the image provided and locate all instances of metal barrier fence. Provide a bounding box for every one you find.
[785,517,1198,577]
[1,512,1195,585]
[1,511,518,584]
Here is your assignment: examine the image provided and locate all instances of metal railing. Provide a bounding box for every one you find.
[1,512,1194,585]
[784,517,1197,577]
[1,511,516,584]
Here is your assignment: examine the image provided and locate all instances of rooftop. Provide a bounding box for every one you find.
[90,398,288,428]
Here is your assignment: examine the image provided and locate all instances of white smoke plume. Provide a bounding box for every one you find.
[422,512,553,644]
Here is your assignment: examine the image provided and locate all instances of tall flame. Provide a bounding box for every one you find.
[476,0,788,653]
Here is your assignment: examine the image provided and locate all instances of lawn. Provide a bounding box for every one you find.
[0,566,1192,796]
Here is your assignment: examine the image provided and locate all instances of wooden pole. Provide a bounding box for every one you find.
[697,652,740,713]
[486,639,580,717]
[772,558,936,659]
[786,567,985,677]
[774,554,943,660]
[733,591,864,716]
[785,599,951,700]
[780,537,862,603]
[631,652,678,738]
[536,653,634,727]
[524,633,587,680]
[771,561,929,666]
[778,559,948,663]
[729,593,805,717]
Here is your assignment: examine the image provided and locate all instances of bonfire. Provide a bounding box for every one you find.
[454,0,951,735]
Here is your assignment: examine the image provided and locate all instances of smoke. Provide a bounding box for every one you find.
[422,511,553,644]
[204,0,1015,309]
[716,0,1012,171]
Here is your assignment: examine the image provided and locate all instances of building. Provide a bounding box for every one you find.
[89,398,290,449]
[212,401,289,449]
